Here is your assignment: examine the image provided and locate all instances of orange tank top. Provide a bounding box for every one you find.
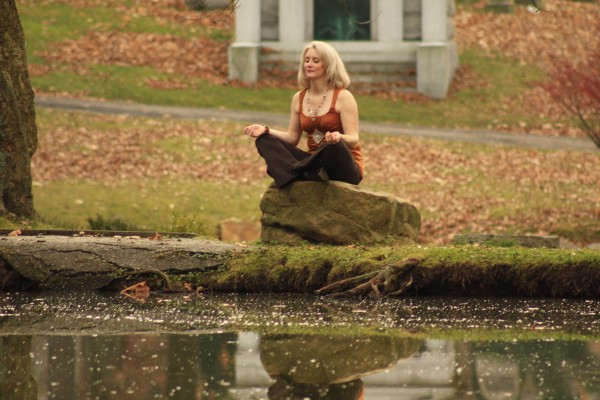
[299,88,364,177]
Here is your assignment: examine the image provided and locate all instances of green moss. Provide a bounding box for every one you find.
[425,328,600,342]
[179,244,600,298]
[215,245,393,292]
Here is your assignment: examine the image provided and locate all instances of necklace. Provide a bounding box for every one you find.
[306,89,328,145]
[306,89,328,122]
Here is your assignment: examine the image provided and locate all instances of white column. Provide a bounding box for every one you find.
[279,0,307,42]
[235,0,262,42]
[421,0,448,41]
[376,0,404,42]
[418,0,458,98]
[229,0,262,82]
[417,43,451,98]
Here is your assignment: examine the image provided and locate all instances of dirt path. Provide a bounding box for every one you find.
[35,95,597,152]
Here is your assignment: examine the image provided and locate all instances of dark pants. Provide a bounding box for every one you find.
[255,134,362,188]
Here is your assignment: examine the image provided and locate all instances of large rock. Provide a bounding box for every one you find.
[259,181,421,245]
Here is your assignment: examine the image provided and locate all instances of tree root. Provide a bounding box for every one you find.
[315,258,421,299]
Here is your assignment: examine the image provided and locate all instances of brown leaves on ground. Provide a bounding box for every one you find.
[30,0,599,137]
[31,112,600,245]
[455,0,599,70]
[32,117,266,184]
[365,135,600,244]
[40,31,229,85]
[454,0,600,136]
[32,0,232,86]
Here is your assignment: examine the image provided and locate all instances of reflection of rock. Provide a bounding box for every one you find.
[260,334,422,386]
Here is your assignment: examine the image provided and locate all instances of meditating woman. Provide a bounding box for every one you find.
[243,41,363,188]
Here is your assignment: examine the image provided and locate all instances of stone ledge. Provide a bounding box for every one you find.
[453,234,560,248]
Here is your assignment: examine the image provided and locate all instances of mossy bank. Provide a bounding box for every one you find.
[1,234,599,298]
[189,243,600,298]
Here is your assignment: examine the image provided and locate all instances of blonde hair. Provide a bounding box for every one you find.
[297,41,351,89]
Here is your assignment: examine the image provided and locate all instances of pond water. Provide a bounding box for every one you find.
[1,292,599,400]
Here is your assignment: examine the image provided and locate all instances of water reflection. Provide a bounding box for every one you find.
[1,293,600,399]
[1,333,600,399]
[1,336,37,400]
[3,333,238,400]
[457,341,600,400]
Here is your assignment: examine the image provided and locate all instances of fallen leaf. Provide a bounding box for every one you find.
[120,281,151,302]
[149,232,162,241]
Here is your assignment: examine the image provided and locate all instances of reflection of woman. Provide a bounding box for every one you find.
[243,41,364,188]
[267,376,364,400]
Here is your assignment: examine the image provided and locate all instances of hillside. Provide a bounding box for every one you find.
[26,0,600,137]
[14,0,600,246]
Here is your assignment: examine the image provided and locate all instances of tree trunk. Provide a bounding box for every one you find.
[0,0,37,217]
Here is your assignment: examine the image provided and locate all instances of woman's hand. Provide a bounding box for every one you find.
[325,131,342,144]
[243,124,268,139]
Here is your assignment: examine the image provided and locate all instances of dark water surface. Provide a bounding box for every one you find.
[1,292,599,399]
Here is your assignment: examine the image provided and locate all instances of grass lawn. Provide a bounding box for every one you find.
[32,178,268,236]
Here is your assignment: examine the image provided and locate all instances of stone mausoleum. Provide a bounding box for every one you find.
[228,0,458,98]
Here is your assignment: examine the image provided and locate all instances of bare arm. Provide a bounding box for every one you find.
[243,92,303,147]
[325,89,360,148]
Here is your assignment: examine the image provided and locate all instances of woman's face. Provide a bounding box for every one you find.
[304,48,326,80]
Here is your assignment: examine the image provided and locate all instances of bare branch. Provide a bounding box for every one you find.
[338,0,381,25]
[528,0,557,16]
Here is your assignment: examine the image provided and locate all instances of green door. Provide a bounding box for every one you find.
[314,0,371,41]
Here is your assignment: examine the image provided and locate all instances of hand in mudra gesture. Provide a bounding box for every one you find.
[325,131,341,144]
[243,124,268,139]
